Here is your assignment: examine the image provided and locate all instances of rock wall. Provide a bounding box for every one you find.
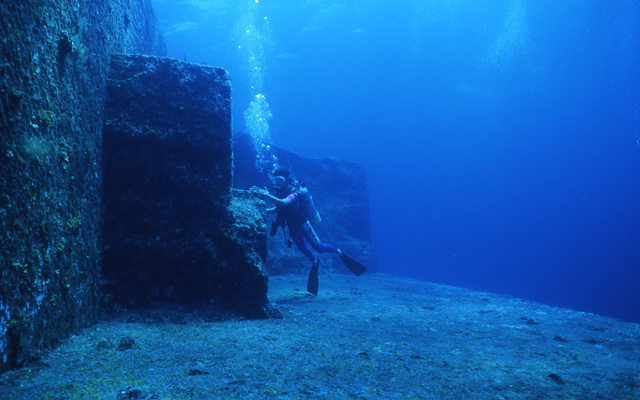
[0,1,165,372]
[234,133,378,275]
[102,55,274,319]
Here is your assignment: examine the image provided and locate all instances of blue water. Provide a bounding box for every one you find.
[152,0,640,322]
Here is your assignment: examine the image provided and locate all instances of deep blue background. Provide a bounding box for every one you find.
[151,0,640,322]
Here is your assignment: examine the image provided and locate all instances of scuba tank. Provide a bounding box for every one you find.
[295,183,321,226]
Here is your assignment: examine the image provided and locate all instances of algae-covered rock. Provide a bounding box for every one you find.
[102,55,274,318]
[0,0,165,373]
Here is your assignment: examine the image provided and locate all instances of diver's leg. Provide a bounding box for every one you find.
[289,223,317,262]
[290,223,320,294]
[302,221,340,255]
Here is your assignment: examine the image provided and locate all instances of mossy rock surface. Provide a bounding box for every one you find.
[0,0,165,373]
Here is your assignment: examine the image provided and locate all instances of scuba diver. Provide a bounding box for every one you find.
[263,168,366,295]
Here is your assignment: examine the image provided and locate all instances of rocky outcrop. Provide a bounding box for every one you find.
[234,133,378,275]
[0,1,165,372]
[103,55,274,318]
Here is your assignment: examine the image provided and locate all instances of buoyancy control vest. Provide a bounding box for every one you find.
[295,184,321,226]
[272,181,322,232]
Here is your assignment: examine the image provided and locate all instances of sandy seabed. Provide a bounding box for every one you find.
[1,273,639,399]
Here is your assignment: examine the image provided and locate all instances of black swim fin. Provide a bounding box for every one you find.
[339,253,367,276]
[307,259,319,295]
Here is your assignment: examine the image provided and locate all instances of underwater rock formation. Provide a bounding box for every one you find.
[103,55,273,318]
[234,133,378,275]
[0,1,165,372]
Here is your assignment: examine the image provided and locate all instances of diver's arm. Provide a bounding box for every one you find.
[266,193,294,207]
[257,188,292,208]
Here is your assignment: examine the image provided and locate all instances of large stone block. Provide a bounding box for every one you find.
[0,0,165,372]
[103,55,273,318]
[234,133,378,275]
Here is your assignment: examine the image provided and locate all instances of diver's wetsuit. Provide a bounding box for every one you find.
[276,191,339,262]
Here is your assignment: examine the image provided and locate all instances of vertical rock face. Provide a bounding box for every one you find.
[0,1,165,372]
[103,55,273,318]
[225,189,274,317]
[234,134,378,275]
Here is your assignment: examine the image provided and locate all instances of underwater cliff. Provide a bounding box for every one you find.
[0,0,165,372]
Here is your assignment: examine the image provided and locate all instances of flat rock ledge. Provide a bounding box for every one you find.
[0,274,638,399]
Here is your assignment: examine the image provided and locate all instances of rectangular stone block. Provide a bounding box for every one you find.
[103,55,272,318]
